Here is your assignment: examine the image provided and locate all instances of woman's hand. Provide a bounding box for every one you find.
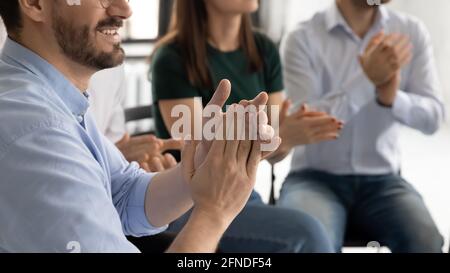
[279,100,343,148]
[267,100,343,164]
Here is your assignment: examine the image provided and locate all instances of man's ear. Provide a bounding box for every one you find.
[18,0,47,24]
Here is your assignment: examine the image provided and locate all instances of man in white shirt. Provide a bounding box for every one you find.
[278,0,445,252]
[0,19,6,48]
[88,66,182,172]
[89,65,127,143]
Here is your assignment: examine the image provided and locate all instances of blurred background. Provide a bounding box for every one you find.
[119,0,449,252]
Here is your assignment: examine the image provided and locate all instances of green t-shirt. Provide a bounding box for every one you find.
[151,32,284,139]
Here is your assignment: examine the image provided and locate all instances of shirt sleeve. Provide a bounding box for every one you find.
[391,20,446,135]
[100,133,168,237]
[281,27,376,123]
[0,125,150,253]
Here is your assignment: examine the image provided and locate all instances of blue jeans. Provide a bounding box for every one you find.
[278,169,444,253]
[168,191,333,253]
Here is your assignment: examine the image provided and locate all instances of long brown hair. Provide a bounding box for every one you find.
[152,0,263,89]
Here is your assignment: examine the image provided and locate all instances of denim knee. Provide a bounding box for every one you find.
[389,228,444,253]
[280,209,334,253]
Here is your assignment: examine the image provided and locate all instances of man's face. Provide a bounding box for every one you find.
[50,0,132,70]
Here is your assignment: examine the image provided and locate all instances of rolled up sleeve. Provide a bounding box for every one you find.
[103,136,168,237]
[0,126,141,253]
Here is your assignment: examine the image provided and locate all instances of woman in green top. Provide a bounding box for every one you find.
[151,0,342,164]
[149,0,337,253]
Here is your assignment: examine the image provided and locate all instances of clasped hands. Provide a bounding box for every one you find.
[359,31,413,107]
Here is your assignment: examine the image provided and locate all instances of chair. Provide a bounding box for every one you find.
[125,105,154,123]
[124,104,155,136]
[268,164,277,205]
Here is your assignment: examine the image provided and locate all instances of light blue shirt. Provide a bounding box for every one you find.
[0,38,166,253]
[282,3,445,175]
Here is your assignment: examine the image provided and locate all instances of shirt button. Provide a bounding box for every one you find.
[77,116,84,123]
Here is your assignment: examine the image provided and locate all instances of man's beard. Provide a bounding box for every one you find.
[51,13,125,70]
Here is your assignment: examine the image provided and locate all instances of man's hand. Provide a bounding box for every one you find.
[192,80,232,170]
[359,32,412,87]
[182,79,280,225]
[181,100,279,227]
[116,134,183,172]
[166,124,262,254]
[193,80,276,168]
[152,80,280,252]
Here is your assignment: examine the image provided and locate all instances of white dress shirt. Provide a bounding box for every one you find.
[88,65,127,143]
[282,3,445,175]
[0,20,6,49]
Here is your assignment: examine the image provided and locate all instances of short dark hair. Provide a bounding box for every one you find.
[0,0,22,34]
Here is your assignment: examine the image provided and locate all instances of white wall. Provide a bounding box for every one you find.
[260,0,333,43]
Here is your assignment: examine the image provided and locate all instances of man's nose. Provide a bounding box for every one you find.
[107,0,133,20]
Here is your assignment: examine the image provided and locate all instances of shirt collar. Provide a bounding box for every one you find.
[325,2,390,34]
[1,37,90,117]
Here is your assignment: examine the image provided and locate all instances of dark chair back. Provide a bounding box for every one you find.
[124,105,154,136]
[125,105,154,123]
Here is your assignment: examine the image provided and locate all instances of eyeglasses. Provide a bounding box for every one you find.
[99,0,131,9]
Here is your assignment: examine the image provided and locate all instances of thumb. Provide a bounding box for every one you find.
[206,79,231,109]
[116,133,130,147]
[280,99,292,122]
[365,31,384,54]
[203,79,232,129]
[358,55,364,67]
[181,137,198,182]
[295,103,309,117]
[301,103,309,114]
[161,139,184,152]
[372,31,385,43]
